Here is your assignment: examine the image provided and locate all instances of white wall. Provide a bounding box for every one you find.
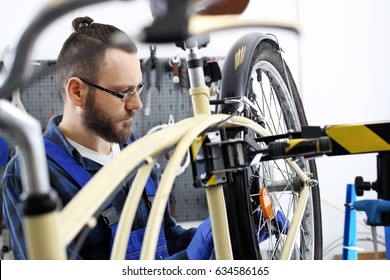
[299,0,390,259]
[1,0,389,259]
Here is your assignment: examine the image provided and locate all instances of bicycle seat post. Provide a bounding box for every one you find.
[183,35,233,259]
[183,35,212,116]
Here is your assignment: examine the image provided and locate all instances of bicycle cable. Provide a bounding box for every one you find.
[198,98,246,136]
[69,221,96,260]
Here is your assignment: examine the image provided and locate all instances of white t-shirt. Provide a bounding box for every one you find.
[67,138,121,166]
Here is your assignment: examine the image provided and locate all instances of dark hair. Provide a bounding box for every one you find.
[56,16,138,97]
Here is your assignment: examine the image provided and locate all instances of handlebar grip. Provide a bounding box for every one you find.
[267,136,332,159]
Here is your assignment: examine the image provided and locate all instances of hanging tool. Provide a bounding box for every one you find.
[143,45,161,116]
[179,59,189,91]
[167,55,182,84]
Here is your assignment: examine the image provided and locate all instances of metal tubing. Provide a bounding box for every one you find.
[0,100,50,195]
[279,160,311,260]
[110,157,155,260]
[190,86,211,116]
[25,212,66,259]
[206,186,233,259]
[185,45,206,88]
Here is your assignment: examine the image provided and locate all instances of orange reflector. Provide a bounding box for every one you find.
[259,188,274,220]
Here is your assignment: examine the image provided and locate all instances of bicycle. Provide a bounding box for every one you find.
[0,0,322,260]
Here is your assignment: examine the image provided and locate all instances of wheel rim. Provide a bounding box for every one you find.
[246,60,316,260]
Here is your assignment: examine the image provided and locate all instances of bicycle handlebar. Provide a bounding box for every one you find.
[0,100,51,196]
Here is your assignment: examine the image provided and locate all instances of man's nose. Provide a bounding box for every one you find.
[125,94,143,111]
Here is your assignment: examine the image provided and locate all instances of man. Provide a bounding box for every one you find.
[2,16,213,260]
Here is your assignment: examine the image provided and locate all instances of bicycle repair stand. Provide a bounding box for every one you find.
[343,153,390,260]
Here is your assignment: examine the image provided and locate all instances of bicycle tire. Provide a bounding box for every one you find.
[219,33,322,260]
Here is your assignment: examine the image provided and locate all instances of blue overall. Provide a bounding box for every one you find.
[44,138,169,260]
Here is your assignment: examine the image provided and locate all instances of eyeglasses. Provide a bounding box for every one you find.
[80,78,144,102]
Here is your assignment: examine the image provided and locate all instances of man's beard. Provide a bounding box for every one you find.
[81,93,134,144]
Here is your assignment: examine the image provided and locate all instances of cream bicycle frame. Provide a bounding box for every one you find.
[0,0,308,260]
[20,86,309,260]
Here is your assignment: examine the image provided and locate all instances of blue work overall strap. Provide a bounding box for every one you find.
[43,138,169,260]
[120,139,169,259]
[109,180,169,260]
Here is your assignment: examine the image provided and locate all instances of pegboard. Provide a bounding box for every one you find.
[136,57,209,222]
[21,61,64,128]
[0,57,210,222]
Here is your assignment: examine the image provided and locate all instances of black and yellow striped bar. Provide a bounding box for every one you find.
[325,121,390,155]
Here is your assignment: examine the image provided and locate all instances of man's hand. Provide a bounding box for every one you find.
[187,217,213,260]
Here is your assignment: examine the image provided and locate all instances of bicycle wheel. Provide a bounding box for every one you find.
[219,33,322,260]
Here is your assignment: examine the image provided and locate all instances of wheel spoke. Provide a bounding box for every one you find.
[221,39,321,260]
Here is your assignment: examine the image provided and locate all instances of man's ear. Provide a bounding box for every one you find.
[66,77,87,107]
